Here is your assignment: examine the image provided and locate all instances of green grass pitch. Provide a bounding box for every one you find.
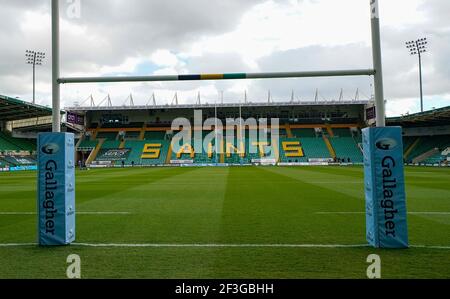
[0,166,449,278]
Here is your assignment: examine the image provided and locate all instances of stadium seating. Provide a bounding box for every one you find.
[279,138,308,162]
[6,124,439,167]
[330,137,363,163]
[0,132,36,152]
[141,141,170,165]
[96,132,118,140]
[77,140,98,149]
[299,137,331,159]
[144,131,166,140]
[407,135,450,163]
[125,131,141,139]
[422,152,447,165]
[291,128,316,138]
[101,122,143,129]
[403,136,417,152]
[101,140,121,149]
[0,155,36,166]
[0,137,18,152]
[332,128,353,137]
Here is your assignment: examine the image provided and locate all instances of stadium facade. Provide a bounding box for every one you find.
[1,94,449,171]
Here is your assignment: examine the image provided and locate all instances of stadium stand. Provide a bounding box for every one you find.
[406,136,450,162]
[47,102,450,169]
[406,135,450,163]
[299,137,332,160]
[0,132,35,153]
[0,155,36,166]
[125,131,141,139]
[291,128,316,138]
[117,140,169,165]
[96,132,118,140]
[332,128,353,137]
[423,152,448,165]
[279,138,308,163]
[77,140,98,150]
[144,131,166,140]
[330,137,363,163]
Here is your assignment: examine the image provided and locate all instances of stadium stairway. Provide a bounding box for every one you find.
[423,147,449,164]
[220,140,225,163]
[325,125,335,137]
[407,135,450,163]
[404,137,421,160]
[119,139,126,149]
[285,124,294,138]
[138,124,146,140]
[75,137,83,149]
[322,136,337,159]
[412,148,440,164]
[86,139,105,165]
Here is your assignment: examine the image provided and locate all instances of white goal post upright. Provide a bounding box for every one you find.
[370,0,386,127]
[51,0,60,133]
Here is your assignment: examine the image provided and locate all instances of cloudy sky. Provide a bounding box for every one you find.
[0,0,449,116]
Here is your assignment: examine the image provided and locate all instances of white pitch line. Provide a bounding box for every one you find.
[0,212,132,215]
[0,243,449,249]
[0,243,37,247]
[408,212,450,215]
[410,245,450,250]
[316,212,450,215]
[316,212,364,215]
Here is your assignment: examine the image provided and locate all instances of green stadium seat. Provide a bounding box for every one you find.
[300,137,331,159]
[0,132,36,152]
[278,138,308,163]
[332,128,353,137]
[96,132,118,140]
[102,140,121,149]
[407,135,450,163]
[291,128,316,138]
[77,140,98,150]
[125,131,141,139]
[330,137,363,163]
[144,131,166,140]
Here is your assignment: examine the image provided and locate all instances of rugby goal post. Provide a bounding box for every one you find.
[37,0,407,248]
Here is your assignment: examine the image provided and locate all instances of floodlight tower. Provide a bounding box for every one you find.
[25,50,46,104]
[406,38,427,112]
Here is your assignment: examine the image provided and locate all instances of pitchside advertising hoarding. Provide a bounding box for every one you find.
[96,148,131,161]
[37,133,75,246]
[363,126,408,248]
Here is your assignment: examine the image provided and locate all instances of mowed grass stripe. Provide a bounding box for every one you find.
[76,167,229,244]
[0,166,449,278]
[219,167,365,245]
[262,166,365,202]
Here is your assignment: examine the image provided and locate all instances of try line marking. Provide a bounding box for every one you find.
[0,243,449,249]
[316,212,450,215]
[0,212,132,215]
